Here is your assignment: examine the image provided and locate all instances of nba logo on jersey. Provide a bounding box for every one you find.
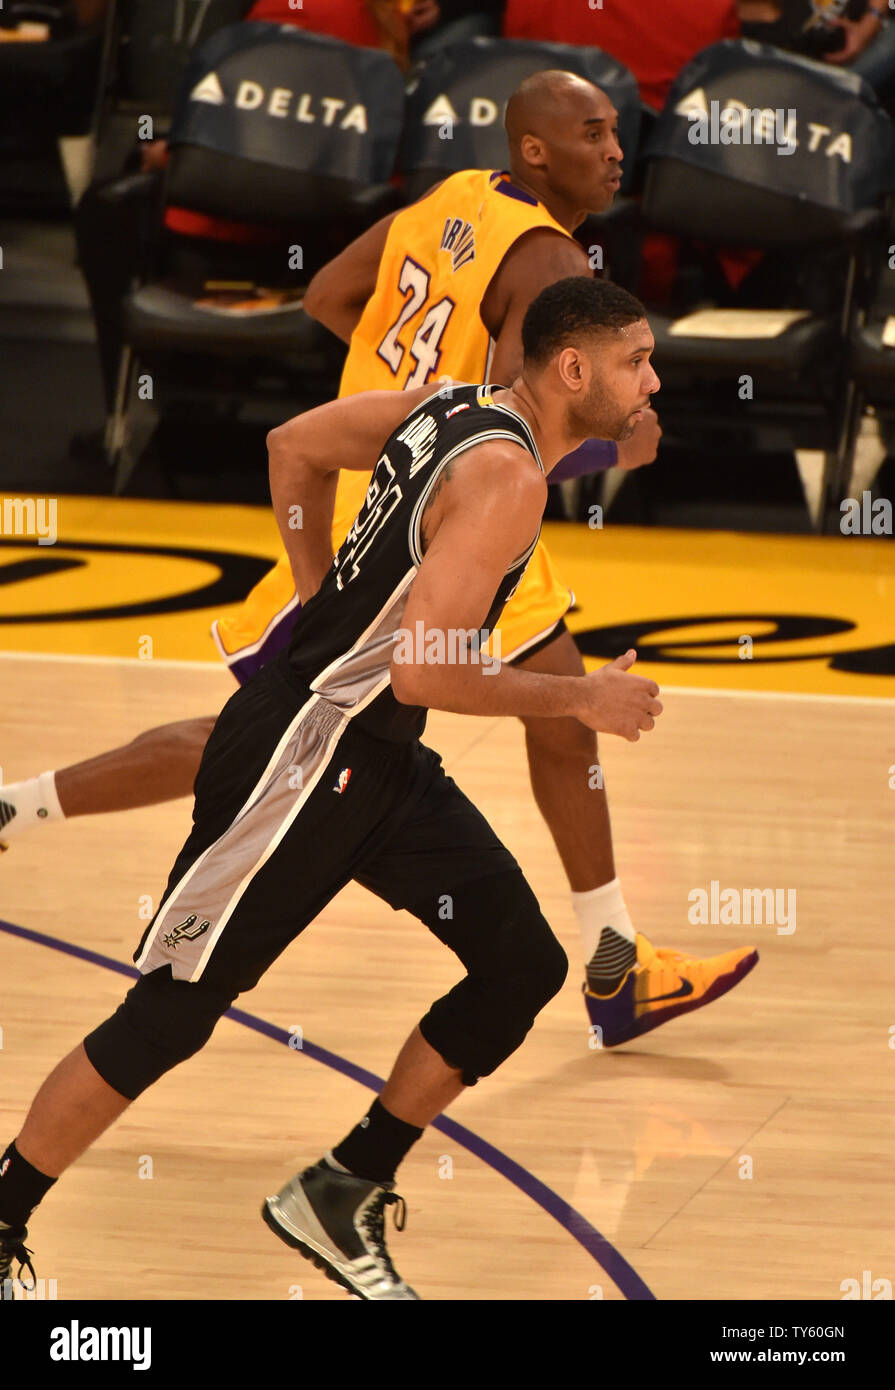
[333,767,352,794]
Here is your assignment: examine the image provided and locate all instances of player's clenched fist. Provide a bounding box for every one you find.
[576,650,662,740]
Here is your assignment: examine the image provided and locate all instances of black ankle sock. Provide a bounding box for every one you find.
[330,1098,424,1184]
[0,1142,56,1229]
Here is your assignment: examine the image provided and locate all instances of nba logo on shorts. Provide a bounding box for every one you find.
[333,767,352,794]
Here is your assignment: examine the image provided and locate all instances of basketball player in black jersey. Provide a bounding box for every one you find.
[0,278,662,1300]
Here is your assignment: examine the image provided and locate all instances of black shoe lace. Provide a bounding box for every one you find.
[360,1190,408,1284]
[1,1231,36,1295]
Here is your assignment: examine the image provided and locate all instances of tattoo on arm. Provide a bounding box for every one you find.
[418,458,457,554]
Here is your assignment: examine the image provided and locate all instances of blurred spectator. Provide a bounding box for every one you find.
[247,0,409,66]
[503,0,740,111]
[739,1,895,97]
[408,0,503,58]
[73,0,110,24]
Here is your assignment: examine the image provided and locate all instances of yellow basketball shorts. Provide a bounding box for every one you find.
[211,469,573,684]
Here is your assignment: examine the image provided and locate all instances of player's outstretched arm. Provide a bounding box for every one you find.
[268,384,439,602]
[391,441,663,740]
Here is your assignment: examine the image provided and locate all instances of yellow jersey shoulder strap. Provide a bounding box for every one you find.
[405,168,573,289]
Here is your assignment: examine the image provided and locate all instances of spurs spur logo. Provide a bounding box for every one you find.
[162,913,211,949]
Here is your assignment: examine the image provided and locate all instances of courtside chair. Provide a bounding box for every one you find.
[637,39,894,532]
[92,0,250,183]
[845,201,895,503]
[106,23,406,492]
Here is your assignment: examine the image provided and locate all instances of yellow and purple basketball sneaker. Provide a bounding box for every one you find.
[584,932,758,1048]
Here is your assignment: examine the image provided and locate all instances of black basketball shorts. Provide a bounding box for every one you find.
[133,652,525,995]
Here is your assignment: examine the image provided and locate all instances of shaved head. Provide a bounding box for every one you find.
[505,70,605,155]
[503,70,624,226]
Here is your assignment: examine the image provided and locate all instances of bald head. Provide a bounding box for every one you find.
[503,70,624,224]
[505,71,604,153]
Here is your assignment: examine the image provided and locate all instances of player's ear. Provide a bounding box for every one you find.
[519,132,546,170]
[556,346,585,392]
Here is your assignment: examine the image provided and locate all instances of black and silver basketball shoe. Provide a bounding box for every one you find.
[0,1222,36,1300]
[262,1157,418,1300]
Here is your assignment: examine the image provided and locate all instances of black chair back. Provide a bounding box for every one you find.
[643,39,895,248]
[165,23,405,225]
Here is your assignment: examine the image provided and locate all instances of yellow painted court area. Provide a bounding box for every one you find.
[1,496,892,698]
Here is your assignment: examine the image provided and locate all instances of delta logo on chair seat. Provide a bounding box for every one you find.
[675,87,853,162]
[421,94,504,131]
[189,71,369,131]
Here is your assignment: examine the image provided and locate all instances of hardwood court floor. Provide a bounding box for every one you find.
[2,651,893,1301]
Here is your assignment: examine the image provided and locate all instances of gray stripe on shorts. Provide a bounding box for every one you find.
[135,695,347,982]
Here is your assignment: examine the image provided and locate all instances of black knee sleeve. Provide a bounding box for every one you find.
[83,967,235,1100]
[414,871,568,1086]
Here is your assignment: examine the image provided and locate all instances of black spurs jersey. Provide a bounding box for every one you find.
[284,383,543,741]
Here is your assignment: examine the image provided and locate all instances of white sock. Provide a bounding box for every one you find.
[0,773,64,841]
[571,878,636,985]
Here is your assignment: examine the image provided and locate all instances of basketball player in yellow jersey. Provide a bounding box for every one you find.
[1,71,757,1045]
[213,169,589,679]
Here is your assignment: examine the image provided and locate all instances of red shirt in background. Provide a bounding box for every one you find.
[245,0,383,49]
[502,0,741,112]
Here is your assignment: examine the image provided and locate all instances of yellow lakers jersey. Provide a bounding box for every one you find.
[338,168,572,398]
[212,169,576,671]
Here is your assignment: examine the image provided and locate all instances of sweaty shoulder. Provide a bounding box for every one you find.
[481,228,591,338]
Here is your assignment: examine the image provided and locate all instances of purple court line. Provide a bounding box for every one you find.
[0,916,655,1301]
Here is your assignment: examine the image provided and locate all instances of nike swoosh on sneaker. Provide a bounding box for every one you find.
[641,978,695,1004]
